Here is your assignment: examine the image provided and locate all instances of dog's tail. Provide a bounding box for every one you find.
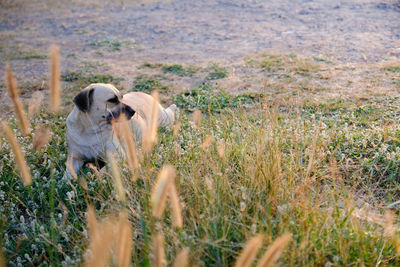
[163,104,178,126]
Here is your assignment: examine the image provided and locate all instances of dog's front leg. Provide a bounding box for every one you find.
[63,154,84,179]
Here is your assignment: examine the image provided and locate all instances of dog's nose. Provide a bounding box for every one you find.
[123,105,135,119]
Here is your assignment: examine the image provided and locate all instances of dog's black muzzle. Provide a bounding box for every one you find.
[106,104,135,123]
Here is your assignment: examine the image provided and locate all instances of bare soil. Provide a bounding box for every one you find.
[0,0,400,100]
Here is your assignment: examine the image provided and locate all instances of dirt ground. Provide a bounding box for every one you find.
[1,0,400,100]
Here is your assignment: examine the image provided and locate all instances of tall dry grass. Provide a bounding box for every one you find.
[84,206,133,267]
[143,90,160,152]
[117,116,139,177]
[108,152,126,203]
[1,120,31,186]
[3,50,400,266]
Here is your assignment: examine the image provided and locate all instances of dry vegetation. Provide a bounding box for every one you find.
[1,47,400,266]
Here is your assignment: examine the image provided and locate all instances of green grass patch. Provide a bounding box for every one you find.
[254,53,319,75]
[132,74,170,93]
[61,71,123,85]
[0,44,47,60]
[174,83,261,112]
[383,66,400,73]
[89,38,131,52]
[205,63,228,80]
[162,64,198,77]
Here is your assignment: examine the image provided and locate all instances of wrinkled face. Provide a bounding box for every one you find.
[73,83,135,127]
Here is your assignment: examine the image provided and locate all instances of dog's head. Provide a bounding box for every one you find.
[73,83,135,124]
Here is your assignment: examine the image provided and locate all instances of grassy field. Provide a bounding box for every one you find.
[1,53,400,266]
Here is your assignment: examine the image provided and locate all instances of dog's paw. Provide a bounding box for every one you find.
[166,104,179,122]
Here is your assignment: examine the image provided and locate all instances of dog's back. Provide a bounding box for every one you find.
[122,92,178,141]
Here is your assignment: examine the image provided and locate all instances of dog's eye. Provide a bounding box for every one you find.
[107,96,119,104]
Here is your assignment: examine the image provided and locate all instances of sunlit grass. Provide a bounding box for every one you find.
[1,53,400,266]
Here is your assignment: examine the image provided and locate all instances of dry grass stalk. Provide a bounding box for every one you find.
[85,206,114,267]
[6,64,30,135]
[169,183,183,228]
[50,44,61,111]
[108,153,126,203]
[152,233,166,267]
[256,233,291,267]
[28,91,44,118]
[33,125,51,151]
[193,109,202,128]
[151,165,176,218]
[118,116,139,174]
[115,211,133,267]
[234,234,263,267]
[1,120,32,186]
[172,248,189,267]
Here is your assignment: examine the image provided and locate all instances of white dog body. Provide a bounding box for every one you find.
[122,92,176,141]
[64,83,177,177]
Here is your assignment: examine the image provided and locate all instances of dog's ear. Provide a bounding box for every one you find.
[73,88,95,112]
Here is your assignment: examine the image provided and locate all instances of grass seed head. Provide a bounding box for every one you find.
[115,211,133,267]
[50,44,61,111]
[85,206,114,267]
[201,135,214,151]
[256,233,291,267]
[169,183,183,228]
[234,234,264,267]
[28,91,44,117]
[144,90,160,152]
[193,109,202,127]
[1,120,32,186]
[152,233,166,267]
[217,140,225,158]
[173,121,181,138]
[6,64,30,135]
[151,165,176,218]
[172,248,189,267]
[33,125,51,151]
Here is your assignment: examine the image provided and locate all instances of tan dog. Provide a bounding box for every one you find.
[64,83,177,178]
